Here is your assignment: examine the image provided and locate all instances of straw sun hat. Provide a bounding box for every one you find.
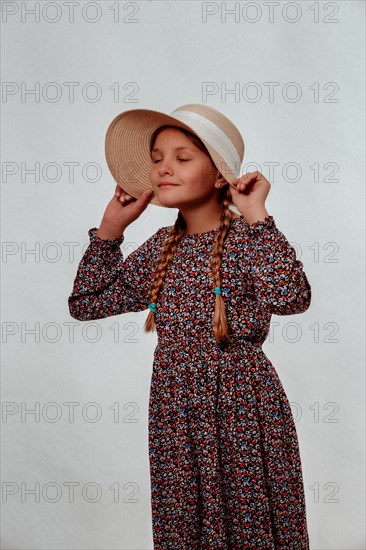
[104,103,245,208]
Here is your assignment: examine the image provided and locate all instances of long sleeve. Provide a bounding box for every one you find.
[246,215,312,315]
[68,226,166,321]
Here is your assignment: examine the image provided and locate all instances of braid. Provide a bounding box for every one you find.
[144,211,186,334]
[210,186,234,343]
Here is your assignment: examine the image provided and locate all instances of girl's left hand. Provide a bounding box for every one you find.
[229,171,271,213]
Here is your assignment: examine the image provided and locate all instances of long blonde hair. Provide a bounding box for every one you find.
[144,125,234,344]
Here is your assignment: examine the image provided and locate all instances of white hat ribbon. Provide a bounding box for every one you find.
[170,109,242,178]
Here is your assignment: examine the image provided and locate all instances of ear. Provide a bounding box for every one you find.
[215,174,229,188]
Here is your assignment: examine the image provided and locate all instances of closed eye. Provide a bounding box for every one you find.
[152,158,190,163]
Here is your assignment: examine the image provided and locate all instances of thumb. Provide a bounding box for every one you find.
[136,189,154,209]
[229,182,239,195]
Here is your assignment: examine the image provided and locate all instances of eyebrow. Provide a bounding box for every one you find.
[151,146,195,153]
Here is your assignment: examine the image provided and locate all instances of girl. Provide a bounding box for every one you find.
[68,104,312,549]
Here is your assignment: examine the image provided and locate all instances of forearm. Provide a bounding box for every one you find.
[68,226,165,321]
[68,228,126,321]
[246,216,312,315]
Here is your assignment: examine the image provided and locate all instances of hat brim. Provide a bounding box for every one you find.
[105,108,237,208]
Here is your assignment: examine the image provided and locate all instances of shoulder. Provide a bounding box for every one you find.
[228,215,249,235]
[152,225,172,244]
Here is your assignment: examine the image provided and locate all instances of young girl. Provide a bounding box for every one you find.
[68,104,312,549]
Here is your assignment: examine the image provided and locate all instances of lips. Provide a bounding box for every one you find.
[158,182,178,187]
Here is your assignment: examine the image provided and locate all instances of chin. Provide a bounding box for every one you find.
[158,200,181,210]
[156,193,181,206]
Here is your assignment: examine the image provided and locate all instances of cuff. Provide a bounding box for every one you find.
[246,215,276,236]
[88,227,125,248]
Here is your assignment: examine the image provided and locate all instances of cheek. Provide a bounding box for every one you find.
[184,164,205,183]
[149,165,158,179]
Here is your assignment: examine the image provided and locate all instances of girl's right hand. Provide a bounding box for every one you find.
[97,184,155,240]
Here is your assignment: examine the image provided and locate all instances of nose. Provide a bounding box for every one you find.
[157,160,173,176]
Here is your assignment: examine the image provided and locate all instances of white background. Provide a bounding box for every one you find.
[1,1,365,548]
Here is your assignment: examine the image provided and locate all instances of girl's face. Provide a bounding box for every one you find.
[149,127,223,208]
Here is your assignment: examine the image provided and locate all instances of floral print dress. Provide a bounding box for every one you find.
[68,214,312,549]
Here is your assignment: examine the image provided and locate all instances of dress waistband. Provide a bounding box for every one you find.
[156,336,262,357]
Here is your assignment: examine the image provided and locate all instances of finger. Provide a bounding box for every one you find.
[118,190,130,203]
[238,180,251,191]
[120,193,135,204]
[241,173,255,182]
[228,178,242,189]
[230,179,250,191]
[230,175,251,187]
[245,171,261,182]
[142,189,154,201]
[137,189,154,206]
[237,173,258,190]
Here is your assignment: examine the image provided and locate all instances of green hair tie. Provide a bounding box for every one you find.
[214,287,222,295]
[149,302,157,312]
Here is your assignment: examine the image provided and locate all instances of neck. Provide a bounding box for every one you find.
[180,207,237,235]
